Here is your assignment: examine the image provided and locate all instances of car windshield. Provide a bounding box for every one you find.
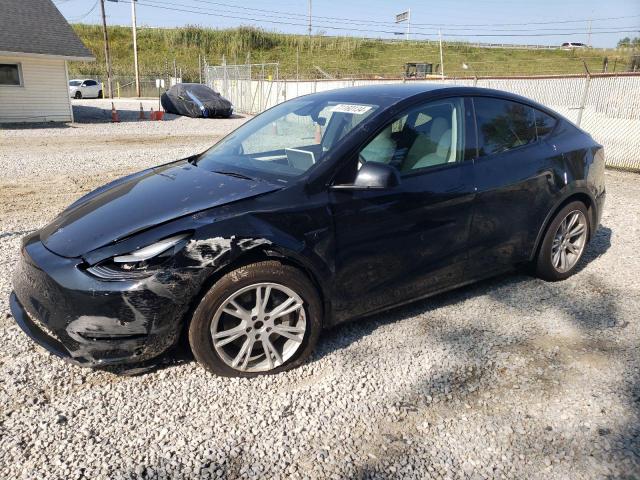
[69,80,82,86]
[196,97,379,183]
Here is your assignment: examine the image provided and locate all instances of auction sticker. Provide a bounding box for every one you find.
[330,104,373,115]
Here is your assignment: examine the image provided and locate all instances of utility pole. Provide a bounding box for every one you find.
[99,0,113,98]
[308,0,312,38]
[587,18,592,46]
[130,0,140,97]
[438,29,445,79]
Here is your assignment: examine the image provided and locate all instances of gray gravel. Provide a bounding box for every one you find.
[0,104,639,479]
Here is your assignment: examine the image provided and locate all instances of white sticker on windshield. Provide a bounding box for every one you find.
[330,104,373,115]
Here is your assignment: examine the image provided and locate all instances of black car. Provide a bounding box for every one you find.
[10,85,606,377]
[161,83,233,118]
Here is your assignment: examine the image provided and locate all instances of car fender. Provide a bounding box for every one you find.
[529,184,598,261]
[181,230,332,326]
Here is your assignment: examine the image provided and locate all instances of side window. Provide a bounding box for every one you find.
[474,97,537,156]
[86,80,97,86]
[534,109,556,137]
[359,98,465,173]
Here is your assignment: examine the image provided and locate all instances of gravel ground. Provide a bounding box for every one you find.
[0,102,639,479]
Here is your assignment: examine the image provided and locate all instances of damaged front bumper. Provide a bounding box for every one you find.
[10,234,197,367]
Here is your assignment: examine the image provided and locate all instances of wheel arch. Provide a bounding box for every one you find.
[529,189,597,262]
[178,245,329,344]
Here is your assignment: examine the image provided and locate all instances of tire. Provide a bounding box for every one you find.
[189,261,322,377]
[535,201,590,281]
[97,90,103,99]
[74,91,82,99]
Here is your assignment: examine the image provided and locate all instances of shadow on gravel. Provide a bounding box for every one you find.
[574,225,612,274]
[97,342,194,377]
[72,104,245,124]
[72,105,181,124]
[0,122,73,130]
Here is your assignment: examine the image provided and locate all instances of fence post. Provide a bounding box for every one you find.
[576,70,591,127]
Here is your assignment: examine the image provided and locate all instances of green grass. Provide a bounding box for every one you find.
[68,24,633,81]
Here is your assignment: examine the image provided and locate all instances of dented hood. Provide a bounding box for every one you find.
[40,162,280,258]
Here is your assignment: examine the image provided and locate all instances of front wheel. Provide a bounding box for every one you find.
[189,261,322,377]
[535,201,590,281]
[74,91,82,99]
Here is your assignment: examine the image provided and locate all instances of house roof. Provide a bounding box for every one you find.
[0,0,94,60]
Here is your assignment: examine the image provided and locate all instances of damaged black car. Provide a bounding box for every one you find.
[11,84,605,377]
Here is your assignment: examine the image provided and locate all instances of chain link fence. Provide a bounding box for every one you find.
[205,63,279,115]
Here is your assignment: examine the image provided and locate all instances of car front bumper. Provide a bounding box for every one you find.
[10,234,198,367]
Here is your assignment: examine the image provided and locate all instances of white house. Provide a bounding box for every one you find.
[0,0,94,123]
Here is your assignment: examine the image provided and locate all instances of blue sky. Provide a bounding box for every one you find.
[54,0,639,47]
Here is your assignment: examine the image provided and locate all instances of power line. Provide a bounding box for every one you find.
[132,0,640,33]
[68,0,100,21]
[185,0,640,29]
[126,0,639,38]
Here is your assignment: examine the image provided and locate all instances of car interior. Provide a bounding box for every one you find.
[359,100,462,173]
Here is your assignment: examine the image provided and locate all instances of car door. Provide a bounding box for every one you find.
[466,96,560,277]
[329,97,477,321]
[86,80,98,98]
[79,80,88,97]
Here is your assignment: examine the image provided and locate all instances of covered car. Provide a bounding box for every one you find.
[161,83,233,118]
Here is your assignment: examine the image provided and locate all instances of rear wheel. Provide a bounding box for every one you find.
[97,90,103,99]
[189,261,322,377]
[74,91,82,99]
[535,201,589,281]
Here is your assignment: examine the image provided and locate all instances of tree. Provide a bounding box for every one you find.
[618,36,640,48]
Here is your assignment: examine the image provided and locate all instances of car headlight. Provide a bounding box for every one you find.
[86,233,190,280]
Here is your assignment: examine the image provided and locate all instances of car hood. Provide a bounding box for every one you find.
[40,162,280,258]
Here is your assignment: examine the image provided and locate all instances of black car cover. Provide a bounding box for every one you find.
[161,83,233,118]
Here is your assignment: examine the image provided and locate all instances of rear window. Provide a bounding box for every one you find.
[474,97,537,156]
[534,109,556,137]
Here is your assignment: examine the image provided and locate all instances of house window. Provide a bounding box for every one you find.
[0,63,22,86]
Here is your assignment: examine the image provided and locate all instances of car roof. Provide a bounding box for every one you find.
[305,83,550,112]
[309,83,450,105]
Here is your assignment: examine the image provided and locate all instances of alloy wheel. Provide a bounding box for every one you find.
[210,282,306,372]
[551,210,587,273]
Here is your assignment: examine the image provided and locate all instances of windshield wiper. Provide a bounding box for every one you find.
[212,170,255,181]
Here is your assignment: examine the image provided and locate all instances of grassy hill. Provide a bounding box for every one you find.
[69,24,632,82]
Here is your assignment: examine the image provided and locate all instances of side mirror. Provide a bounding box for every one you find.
[332,162,400,191]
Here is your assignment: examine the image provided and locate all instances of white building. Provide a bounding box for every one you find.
[0,0,94,123]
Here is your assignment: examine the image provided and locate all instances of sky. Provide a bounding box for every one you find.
[53,0,640,48]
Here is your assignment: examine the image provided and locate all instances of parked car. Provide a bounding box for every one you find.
[161,83,233,118]
[561,42,589,50]
[10,84,605,377]
[69,79,102,99]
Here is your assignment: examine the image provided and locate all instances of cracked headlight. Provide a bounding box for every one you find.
[86,233,190,280]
